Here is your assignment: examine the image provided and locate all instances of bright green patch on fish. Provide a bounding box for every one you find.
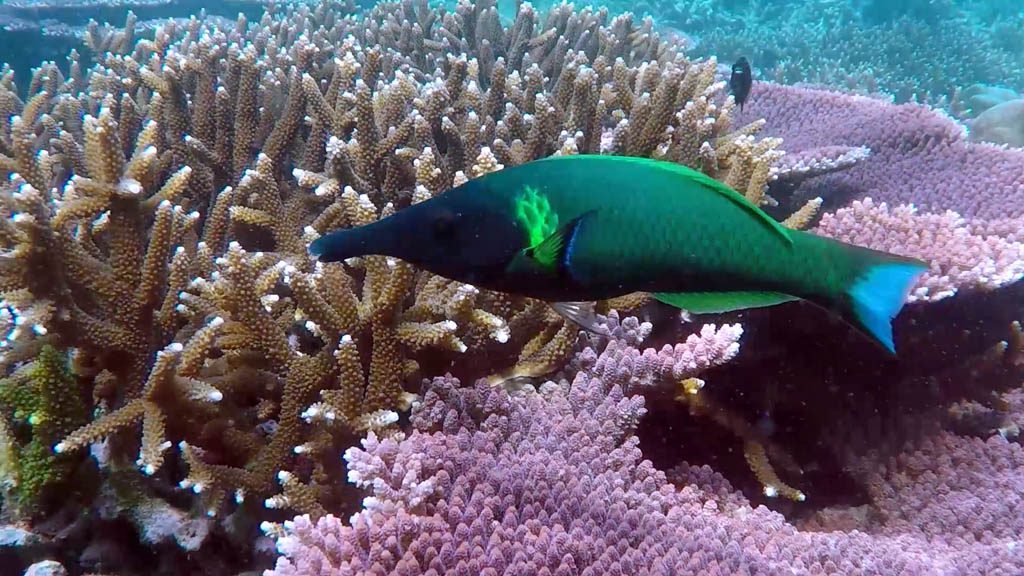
[527,225,568,271]
[514,186,559,248]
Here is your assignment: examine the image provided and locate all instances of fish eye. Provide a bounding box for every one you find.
[431,209,457,239]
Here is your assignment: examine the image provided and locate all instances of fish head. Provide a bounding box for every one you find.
[311,180,525,286]
[403,189,527,282]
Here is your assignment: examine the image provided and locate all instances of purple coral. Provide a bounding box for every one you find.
[574,322,743,392]
[270,373,656,576]
[864,431,1024,545]
[737,83,1024,219]
[738,82,1024,301]
[814,198,1024,301]
[265,326,1024,575]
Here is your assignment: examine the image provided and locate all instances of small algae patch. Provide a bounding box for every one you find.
[0,345,88,517]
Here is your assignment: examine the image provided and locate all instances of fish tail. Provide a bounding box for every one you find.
[842,258,925,353]
[802,234,927,354]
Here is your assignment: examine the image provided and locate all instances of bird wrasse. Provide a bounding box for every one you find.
[310,155,927,354]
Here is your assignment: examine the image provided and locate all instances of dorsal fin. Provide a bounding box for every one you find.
[535,154,793,246]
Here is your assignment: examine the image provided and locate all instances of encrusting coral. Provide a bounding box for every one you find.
[0,0,799,542]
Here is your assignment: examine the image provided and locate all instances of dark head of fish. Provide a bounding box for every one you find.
[309,180,525,286]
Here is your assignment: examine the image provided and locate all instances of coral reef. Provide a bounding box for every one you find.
[0,0,806,571]
[815,199,1024,302]
[626,0,1024,104]
[266,322,1024,575]
[0,0,1022,574]
[258,6,1024,575]
[736,83,1024,219]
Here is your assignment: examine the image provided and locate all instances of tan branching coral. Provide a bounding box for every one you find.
[0,0,804,524]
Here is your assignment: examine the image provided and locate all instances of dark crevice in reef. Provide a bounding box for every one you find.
[638,280,1024,519]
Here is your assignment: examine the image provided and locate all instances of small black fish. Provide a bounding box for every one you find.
[730,56,752,110]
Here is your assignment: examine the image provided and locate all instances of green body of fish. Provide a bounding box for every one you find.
[311,155,927,353]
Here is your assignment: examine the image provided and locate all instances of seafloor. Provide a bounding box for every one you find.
[0,0,1023,575]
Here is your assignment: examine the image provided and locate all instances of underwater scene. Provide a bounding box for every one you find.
[0,0,1023,574]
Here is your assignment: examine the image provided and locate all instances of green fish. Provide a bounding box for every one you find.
[310,155,927,354]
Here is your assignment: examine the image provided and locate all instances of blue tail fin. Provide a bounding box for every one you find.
[845,261,927,354]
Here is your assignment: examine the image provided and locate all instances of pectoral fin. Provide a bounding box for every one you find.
[653,291,798,313]
[551,301,606,334]
[523,210,596,274]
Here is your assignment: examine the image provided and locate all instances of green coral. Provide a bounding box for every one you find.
[0,344,87,516]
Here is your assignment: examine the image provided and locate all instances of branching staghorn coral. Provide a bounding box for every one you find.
[0,0,813,532]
